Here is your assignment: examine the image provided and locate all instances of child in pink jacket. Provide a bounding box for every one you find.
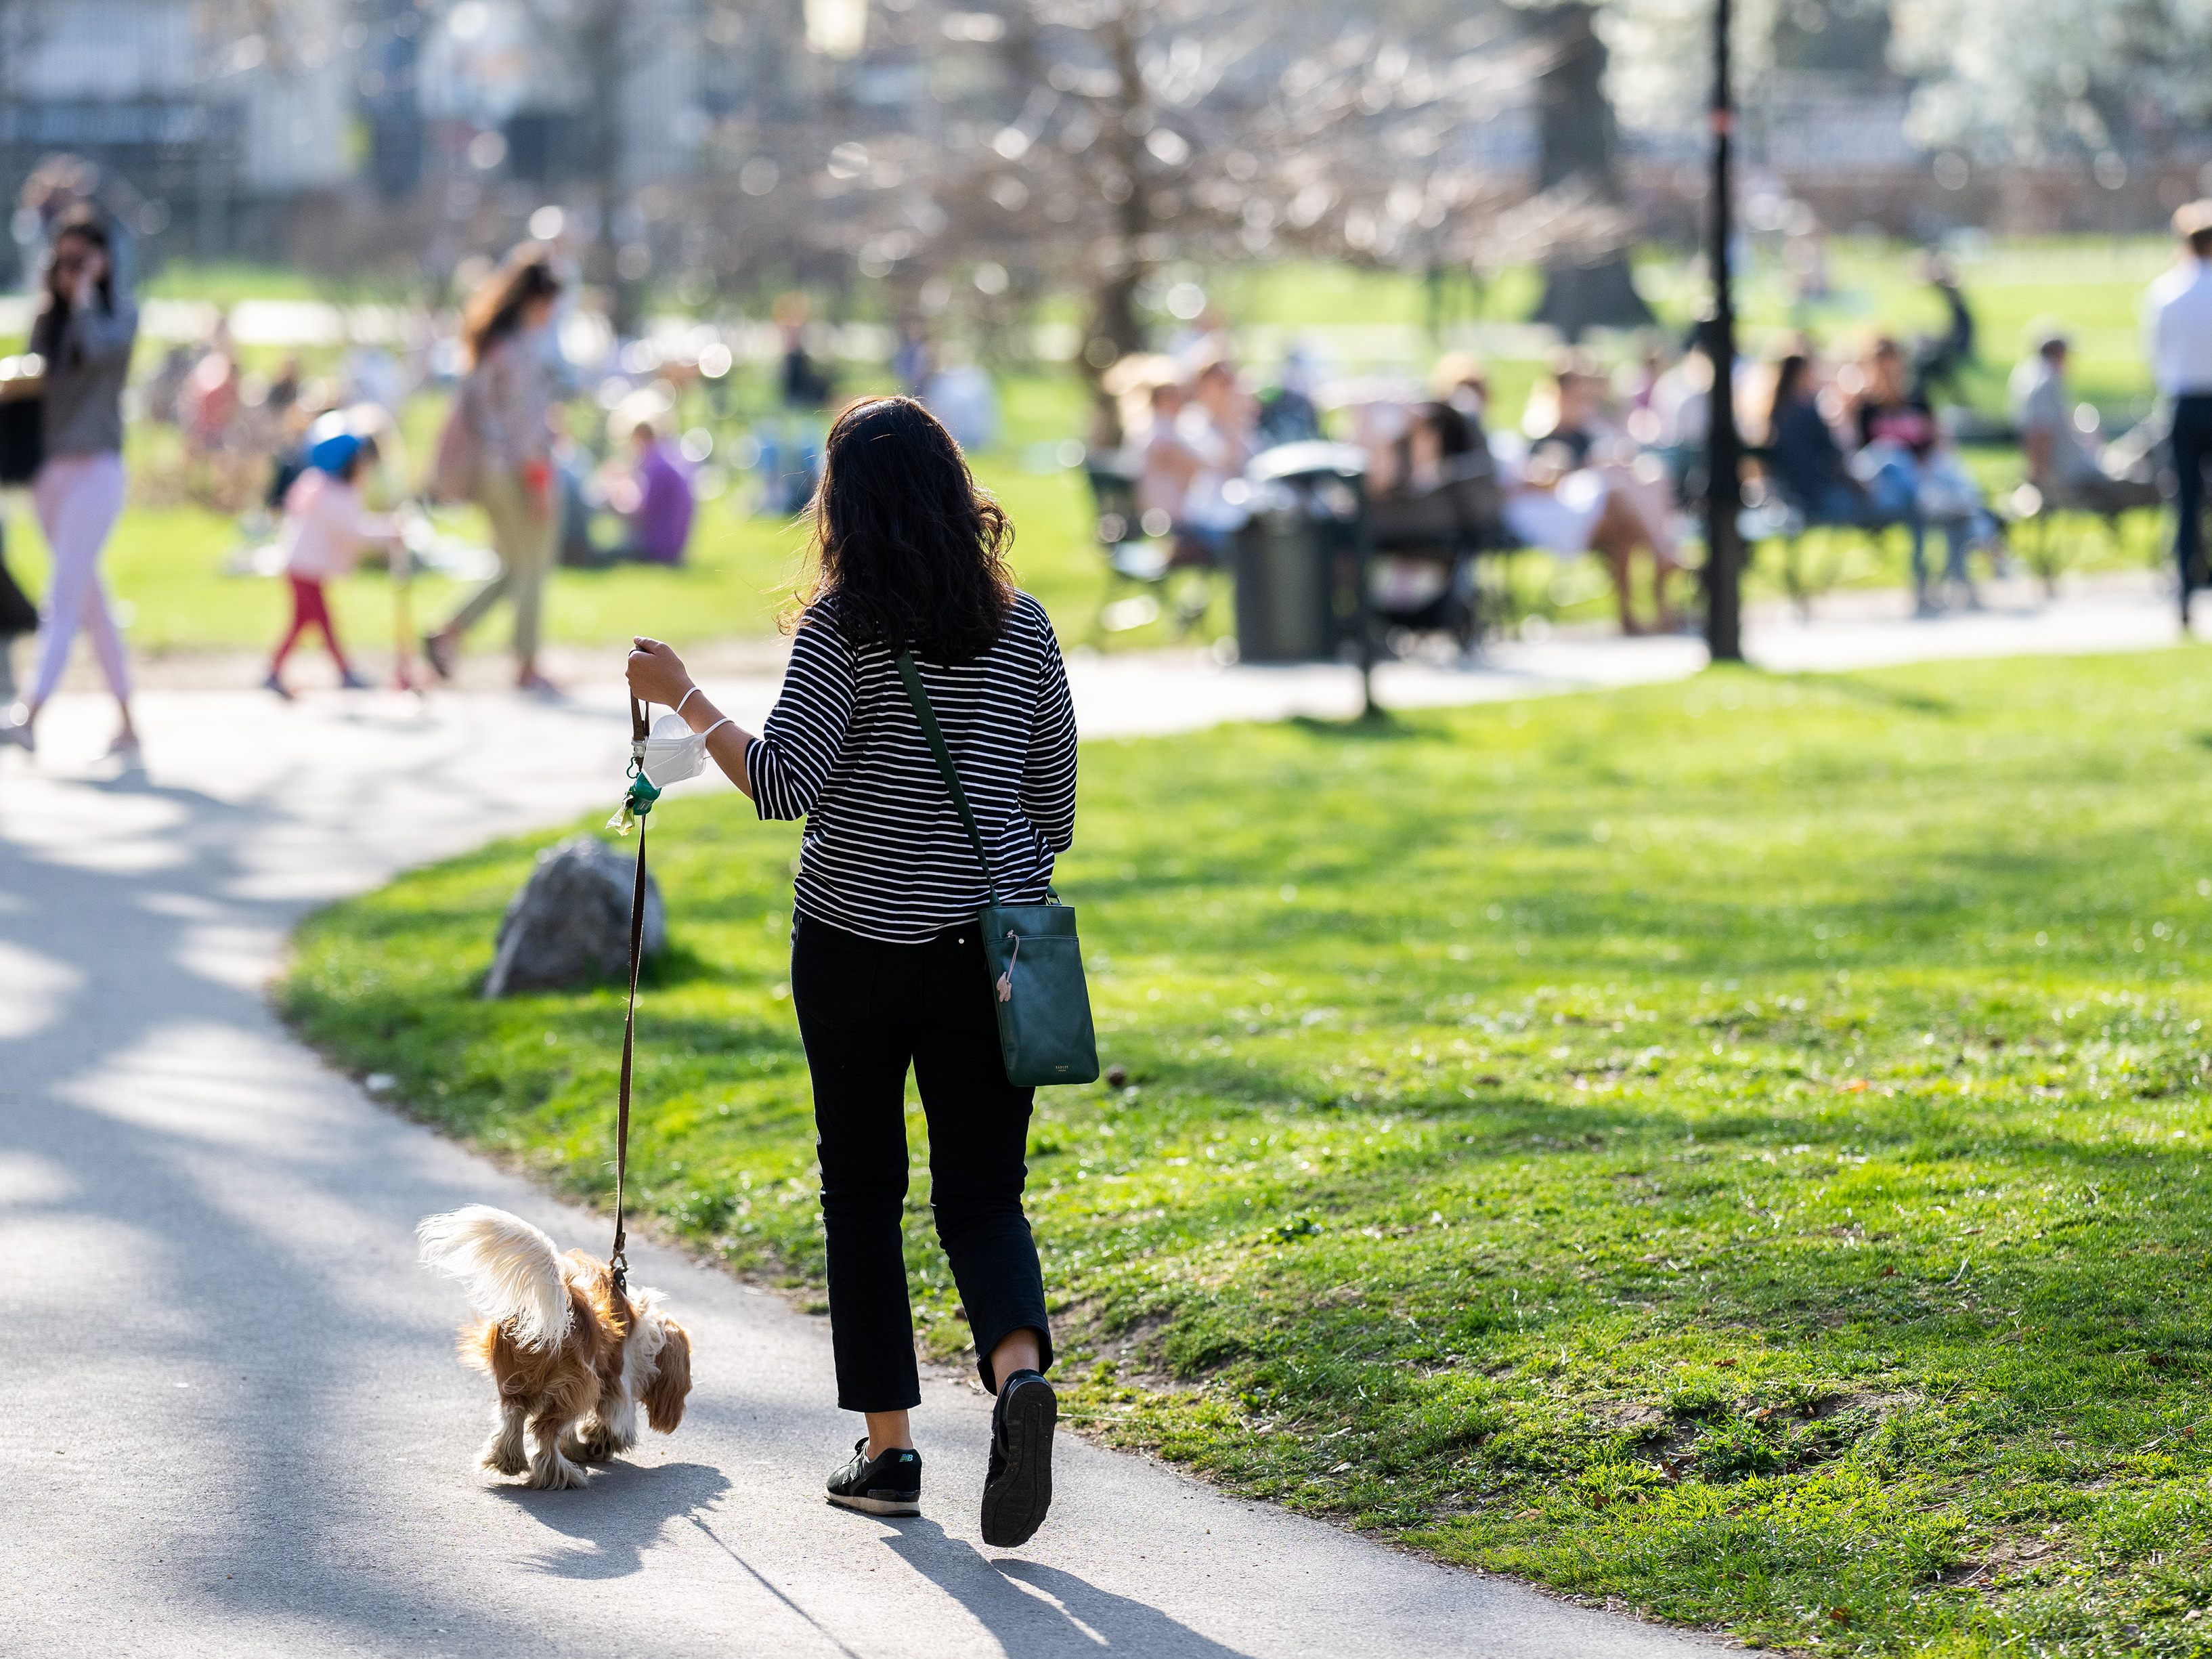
[265,434,398,697]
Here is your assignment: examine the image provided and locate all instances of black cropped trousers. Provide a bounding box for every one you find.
[790,913,1054,1413]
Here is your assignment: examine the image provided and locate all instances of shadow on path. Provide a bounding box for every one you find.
[689,1515,871,1659]
[0,716,630,1652]
[498,1461,733,1579]
[880,1518,1258,1659]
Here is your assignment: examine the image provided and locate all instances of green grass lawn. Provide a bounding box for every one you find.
[287,650,2212,1656]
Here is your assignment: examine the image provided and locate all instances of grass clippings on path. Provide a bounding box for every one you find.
[284,650,2212,1657]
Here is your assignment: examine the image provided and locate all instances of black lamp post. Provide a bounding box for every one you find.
[1704,0,1744,662]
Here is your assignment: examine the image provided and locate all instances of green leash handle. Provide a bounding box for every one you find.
[609,693,662,835]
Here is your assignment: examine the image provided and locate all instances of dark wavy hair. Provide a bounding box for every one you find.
[1767,351,1813,441]
[798,396,1015,662]
[460,242,561,367]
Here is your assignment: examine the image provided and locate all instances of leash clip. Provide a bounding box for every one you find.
[609,1247,628,1297]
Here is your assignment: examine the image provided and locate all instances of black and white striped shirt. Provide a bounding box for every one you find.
[744,592,1078,943]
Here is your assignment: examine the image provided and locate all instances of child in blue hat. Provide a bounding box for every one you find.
[265,433,399,697]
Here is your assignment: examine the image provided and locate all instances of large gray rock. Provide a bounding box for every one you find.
[482,834,666,998]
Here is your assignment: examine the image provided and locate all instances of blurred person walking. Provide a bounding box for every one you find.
[622,397,1075,1546]
[16,155,138,298]
[424,245,563,694]
[264,433,401,699]
[2147,202,2212,625]
[760,292,836,515]
[1,209,139,757]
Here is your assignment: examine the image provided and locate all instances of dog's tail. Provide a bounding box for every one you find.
[416,1205,571,1349]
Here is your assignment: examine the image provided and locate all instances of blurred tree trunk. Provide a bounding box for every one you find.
[522,0,639,335]
[1082,3,1156,446]
[576,0,638,337]
[1528,2,1652,341]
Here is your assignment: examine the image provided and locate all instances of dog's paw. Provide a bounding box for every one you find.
[565,1425,618,1464]
[526,1454,591,1490]
[479,1437,528,1477]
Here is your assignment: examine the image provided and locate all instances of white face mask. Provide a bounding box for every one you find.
[637,710,731,790]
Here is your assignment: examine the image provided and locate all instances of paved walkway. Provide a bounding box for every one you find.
[2,571,2190,1657]
[1069,568,2197,734]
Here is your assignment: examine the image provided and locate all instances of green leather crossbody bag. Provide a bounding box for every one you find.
[896,653,1101,1087]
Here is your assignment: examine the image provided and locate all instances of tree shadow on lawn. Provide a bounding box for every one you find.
[1286,711,1441,743]
[1040,1055,2212,1392]
[1085,1200,2212,1441]
[610,1006,809,1070]
[1068,804,2172,976]
[1779,672,1960,718]
[462,1004,806,1072]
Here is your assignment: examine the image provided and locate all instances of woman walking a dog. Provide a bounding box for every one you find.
[425,243,563,695]
[625,395,1076,1547]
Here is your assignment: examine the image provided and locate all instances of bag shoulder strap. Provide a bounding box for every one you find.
[895,651,1001,908]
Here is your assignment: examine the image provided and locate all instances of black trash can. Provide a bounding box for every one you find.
[1232,441,1368,664]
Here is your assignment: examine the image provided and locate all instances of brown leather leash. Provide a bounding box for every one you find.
[609,693,652,1296]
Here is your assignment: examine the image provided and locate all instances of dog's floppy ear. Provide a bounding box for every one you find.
[644,1318,691,1434]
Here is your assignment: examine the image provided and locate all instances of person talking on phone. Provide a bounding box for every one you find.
[3,207,139,757]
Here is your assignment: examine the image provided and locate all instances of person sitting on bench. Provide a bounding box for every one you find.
[2012,326,2161,517]
[1136,376,1246,568]
[1365,401,1500,550]
[1766,349,1920,558]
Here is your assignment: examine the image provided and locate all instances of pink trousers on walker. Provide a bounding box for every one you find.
[28,450,131,706]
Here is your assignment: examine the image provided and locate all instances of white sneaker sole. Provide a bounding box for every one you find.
[827,1492,921,1517]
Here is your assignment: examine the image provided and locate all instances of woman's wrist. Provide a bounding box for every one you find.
[677,685,723,730]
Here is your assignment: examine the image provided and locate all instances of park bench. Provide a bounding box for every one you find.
[2003,482,2163,595]
[1364,455,1509,652]
[2003,404,2166,595]
[1082,452,1217,640]
[1739,444,1915,620]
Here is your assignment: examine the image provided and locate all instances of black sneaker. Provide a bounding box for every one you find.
[980,1370,1057,1548]
[826,1439,922,1517]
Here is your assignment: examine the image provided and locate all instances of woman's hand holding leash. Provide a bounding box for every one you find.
[626,637,758,799]
[625,637,694,705]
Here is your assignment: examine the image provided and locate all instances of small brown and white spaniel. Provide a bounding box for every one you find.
[418,1205,691,1489]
